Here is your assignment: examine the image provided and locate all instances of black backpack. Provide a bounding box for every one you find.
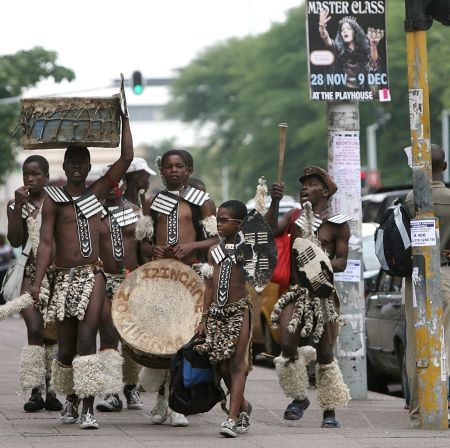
[169,337,225,416]
[374,198,413,277]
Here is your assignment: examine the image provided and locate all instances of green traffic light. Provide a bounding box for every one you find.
[133,85,144,95]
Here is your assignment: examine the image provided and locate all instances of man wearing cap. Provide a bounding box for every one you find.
[265,166,351,429]
[123,157,156,206]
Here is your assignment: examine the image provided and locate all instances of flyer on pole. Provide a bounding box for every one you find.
[306,0,390,102]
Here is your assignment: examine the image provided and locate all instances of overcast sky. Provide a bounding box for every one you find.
[4,0,303,96]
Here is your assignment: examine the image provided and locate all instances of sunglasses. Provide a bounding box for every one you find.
[217,217,242,224]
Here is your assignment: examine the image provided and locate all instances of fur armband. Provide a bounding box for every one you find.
[135,215,154,241]
[192,263,214,280]
[201,215,218,237]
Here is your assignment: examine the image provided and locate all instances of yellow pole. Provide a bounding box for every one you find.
[406,29,448,429]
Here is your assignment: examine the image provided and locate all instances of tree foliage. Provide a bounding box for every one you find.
[0,47,75,181]
[167,3,450,202]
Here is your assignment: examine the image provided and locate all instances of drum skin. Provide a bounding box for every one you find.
[20,96,121,149]
[112,259,204,369]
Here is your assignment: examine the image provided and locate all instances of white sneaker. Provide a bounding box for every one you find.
[96,394,123,412]
[168,409,189,427]
[123,385,144,410]
[150,394,169,424]
[220,419,238,438]
[79,412,99,429]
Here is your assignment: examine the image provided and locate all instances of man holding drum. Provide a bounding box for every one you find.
[96,174,151,413]
[29,114,134,430]
[140,149,219,426]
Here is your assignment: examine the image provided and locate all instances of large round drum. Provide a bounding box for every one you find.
[20,96,121,149]
[112,259,205,369]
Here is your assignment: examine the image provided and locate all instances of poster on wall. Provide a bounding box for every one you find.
[306,0,390,102]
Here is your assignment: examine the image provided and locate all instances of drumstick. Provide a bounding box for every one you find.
[120,73,129,118]
[277,123,288,184]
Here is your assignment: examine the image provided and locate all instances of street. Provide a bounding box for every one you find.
[0,316,449,448]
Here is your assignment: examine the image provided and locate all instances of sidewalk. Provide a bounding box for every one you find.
[0,316,448,448]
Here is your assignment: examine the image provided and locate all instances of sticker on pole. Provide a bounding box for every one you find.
[334,259,361,282]
[410,220,436,247]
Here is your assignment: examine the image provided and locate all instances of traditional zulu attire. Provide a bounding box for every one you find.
[8,199,59,407]
[138,186,219,425]
[272,205,351,412]
[44,186,106,402]
[195,244,253,372]
[99,203,141,399]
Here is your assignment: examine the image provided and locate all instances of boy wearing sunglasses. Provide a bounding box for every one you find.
[195,200,253,438]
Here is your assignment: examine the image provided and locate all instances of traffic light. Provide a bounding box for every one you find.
[132,71,144,95]
[405,0,450,31]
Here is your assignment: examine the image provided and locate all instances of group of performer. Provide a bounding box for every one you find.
[3,114,352,436]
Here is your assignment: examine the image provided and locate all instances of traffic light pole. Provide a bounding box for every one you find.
[406,27,448,430]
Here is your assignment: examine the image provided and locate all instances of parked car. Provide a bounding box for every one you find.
[362,187,410,223]
[365,270,407,396]
[362,222,380,296]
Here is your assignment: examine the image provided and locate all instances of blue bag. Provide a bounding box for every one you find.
[183,358,214,388]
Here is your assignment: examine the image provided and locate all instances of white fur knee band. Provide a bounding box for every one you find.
[316,360,351,410]
[99,349,123,395]
[122,349,142,385]
[274,346,316,401]
[135,215,154,241]
[201,215,218,237]
[51,360,75,395]
[73,354,105,398]
[139,367,168,393]
[19,345,46,391]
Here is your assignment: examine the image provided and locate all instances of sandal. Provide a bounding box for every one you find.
[321,417,341,428]
[283,398,310,420]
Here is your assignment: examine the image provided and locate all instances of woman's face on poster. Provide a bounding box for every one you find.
[340,22,354,44]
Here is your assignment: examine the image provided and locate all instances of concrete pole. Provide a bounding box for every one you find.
[442,109,450,183]
[406,29,448,429]
[327,102,367,400]
[366,122,379,172]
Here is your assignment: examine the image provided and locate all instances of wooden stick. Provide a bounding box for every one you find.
[277,123,288,184]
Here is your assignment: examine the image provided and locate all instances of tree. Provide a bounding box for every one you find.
[167,3,450,202]
[0,47,75,181]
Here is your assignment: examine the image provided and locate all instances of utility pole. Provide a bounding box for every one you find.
[442,109,450,183]
[404,0,449,429]
[327,102,367,400]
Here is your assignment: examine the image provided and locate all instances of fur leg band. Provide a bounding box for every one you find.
[316,360,351,410]
[19,345,46,391]
[73,354,105,398]
[139,367,168,393]
[50,360,75,395]
[122,348,142,385]
[99,349,123,395]
[274,346,316,401]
